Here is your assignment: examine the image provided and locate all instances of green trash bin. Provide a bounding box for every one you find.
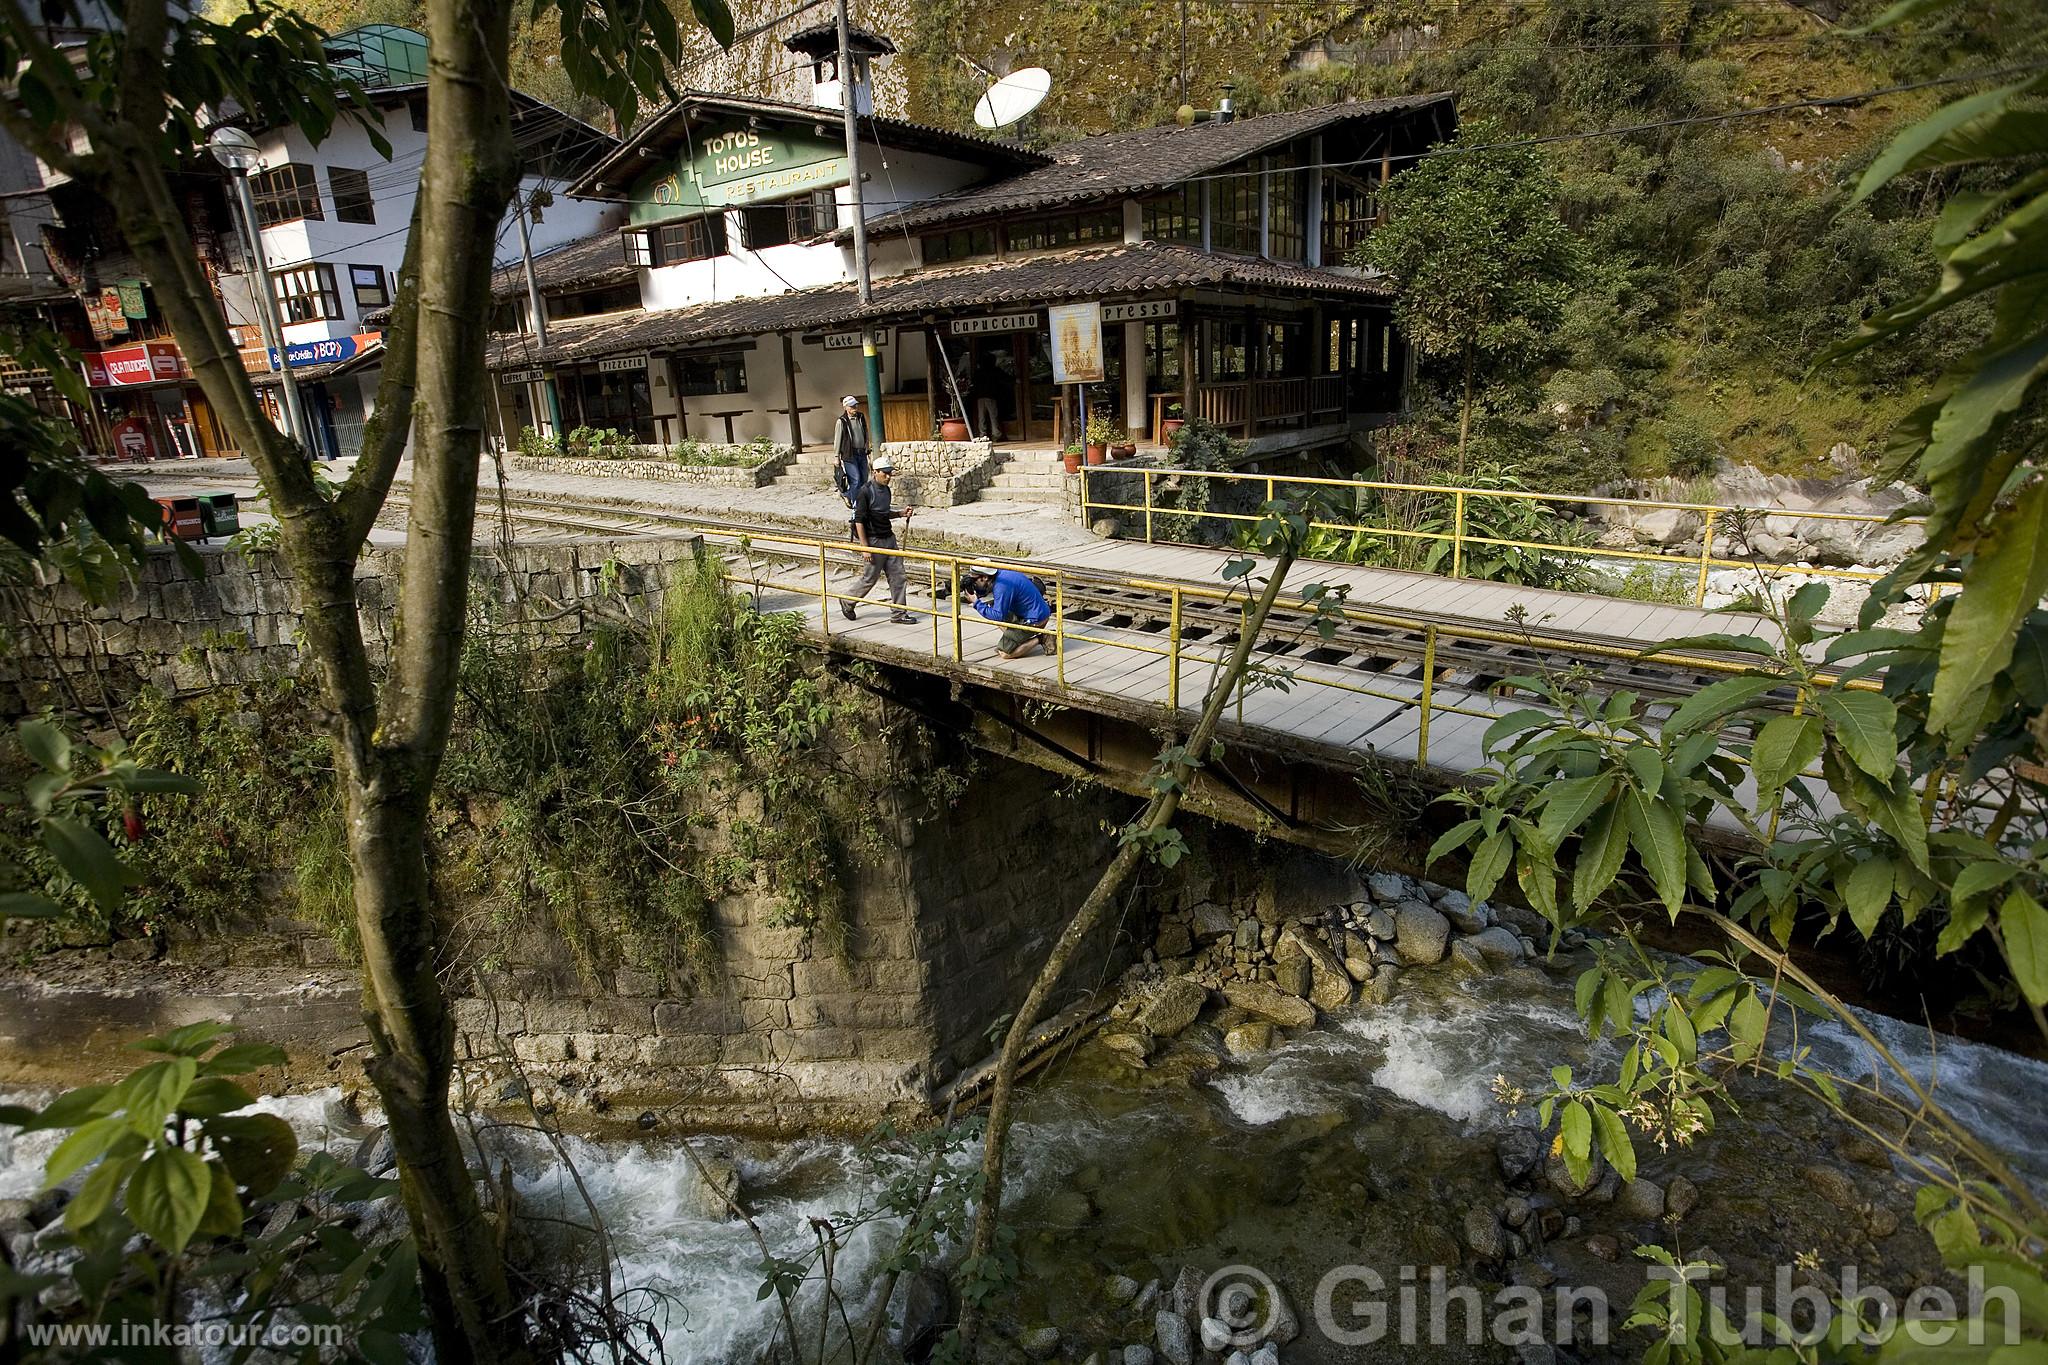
[195,493,240,539]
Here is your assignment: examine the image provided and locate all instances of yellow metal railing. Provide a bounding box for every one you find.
[1078,466,1925,608]
[700,524,1870,775]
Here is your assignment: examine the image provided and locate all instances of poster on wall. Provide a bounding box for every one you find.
[109,415,157,461]
[1047,301,1105,385]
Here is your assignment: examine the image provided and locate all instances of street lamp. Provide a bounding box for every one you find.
[208,125,310,456]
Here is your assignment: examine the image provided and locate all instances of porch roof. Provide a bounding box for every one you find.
[488,228,634,302]
[486,241,1394,368]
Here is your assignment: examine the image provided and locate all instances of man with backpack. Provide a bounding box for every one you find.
[845,456,916,624]
[960,564,1052,660]
[832,394,870,511]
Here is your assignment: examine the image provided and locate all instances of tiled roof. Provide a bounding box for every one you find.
[571,90,1047,199]
[489,229,634,301]
[863,93,1456,235]
[486,240,1393,366]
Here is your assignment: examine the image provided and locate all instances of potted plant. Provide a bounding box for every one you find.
[1159,401,1186,443]
[1061,441,1085,474]
[938,412,970,442]
[1084,414,1116,465]
[1110,432,1137,460]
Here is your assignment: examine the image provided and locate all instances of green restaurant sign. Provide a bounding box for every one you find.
[629,123,848,224]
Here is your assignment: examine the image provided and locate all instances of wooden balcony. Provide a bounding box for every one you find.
[1189,373,1355,436]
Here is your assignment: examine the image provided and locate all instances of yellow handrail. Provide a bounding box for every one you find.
[1078,464,1922,607]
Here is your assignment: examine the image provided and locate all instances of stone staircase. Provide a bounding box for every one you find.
[771,447,839,490]
[977,450,1069,505]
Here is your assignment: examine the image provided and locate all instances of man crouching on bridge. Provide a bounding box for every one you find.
[961,565,1052,661]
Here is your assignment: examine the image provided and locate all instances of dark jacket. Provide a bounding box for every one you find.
[833,411,870,503]
[852,478,907,542]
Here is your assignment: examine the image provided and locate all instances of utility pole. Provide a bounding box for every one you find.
[835,0,887,438]
[512,191,564,444]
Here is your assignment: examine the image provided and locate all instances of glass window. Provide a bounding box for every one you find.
[1266,156,1304,262]
[1262,320,1304,377]
[741,202,793,250]
[1144,320,1181,390]
[546,282,640,320]
[1006,208,1122,253]
[562,364,655,443]
[675,350,747,397]
[643,215,728,266]
[786,189,838,239]
[274,263,343,321]
[329,167,374,225]
[1211,165,1260,255]
[1142,187,1200,245]
[348,263,388,309]
[1323,175,1379,262]
[253,163,323,226]
[922,225,996,264]
[1204,317,1248,380]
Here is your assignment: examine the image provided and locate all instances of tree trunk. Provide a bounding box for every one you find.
[31,1,530,1358]
[955,544,1301,1348]
[1456,346,1475,481]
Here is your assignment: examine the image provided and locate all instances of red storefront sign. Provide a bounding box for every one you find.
[109,415,158,461]
[85,340,187,388]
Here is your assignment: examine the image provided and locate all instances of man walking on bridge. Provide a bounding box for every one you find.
[845,456,917,624]
[961,565,1051,661]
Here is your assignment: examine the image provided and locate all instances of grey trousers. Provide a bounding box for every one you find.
[850,535,906,605]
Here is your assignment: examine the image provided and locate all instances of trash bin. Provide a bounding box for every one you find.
[195,492,240,538]
[155,496,204,541]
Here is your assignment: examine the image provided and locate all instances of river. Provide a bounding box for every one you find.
[4,950,2044,1363]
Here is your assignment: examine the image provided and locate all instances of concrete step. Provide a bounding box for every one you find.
[988,473,1065,489]
[978,487,1065,504]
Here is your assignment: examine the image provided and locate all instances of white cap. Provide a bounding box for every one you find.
[873,455,896,471]
[969,564,997,577]
[841,394,861,408]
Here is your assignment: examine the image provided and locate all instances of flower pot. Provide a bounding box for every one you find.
[938,417,969,441]
[1062,450,1083,473]
[1159,418,1185,442]
[1110,442,1136,461]
[1085,442,1108,465]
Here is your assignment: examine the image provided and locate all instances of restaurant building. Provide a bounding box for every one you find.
[485,25,1453,462]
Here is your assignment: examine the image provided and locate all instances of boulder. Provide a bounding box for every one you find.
[1125,1347,1156,1365]
[896,1267,953,1363]
[1169,1265,1205,1321]
[1272,952,1313,999]
[1503,1196,1532,1229]
[1365,908,1397,941]
[1363,965,1401,1005]
[1463,1205,1508,1260]
[1439,892,1489,934]
[1154,1311,1193,1365]
[1546,1147,1608,1199]
[1232,918,1261,952]
[1468,926,1526,964]
[1101,1031,1154,1066]
[1393,901,1451,964]
[1617,1179,1666,1221]
[1497,1127,1545,1183]
[1337,930,1376,982]
[1134,977,1209,1038]
[1199,1318,1234,1352]
[1107,1274,1141,1305]
[1021,1326,1061,1360]
[1221,981,1317,1029]
[1585,1233,1620,1262]
[1282,924,1355,1010]
[1224,1021,1275,1057]
[1156,921,1194,959]
[1252,1346,1280,1365]
[1267,1283,1301,1344]
[1368,871,1414,901]
[1192,903,1235,940]
[1666,1175,1700,1222]
[1801,1164,1861,1210]
[1447,938,1488,974]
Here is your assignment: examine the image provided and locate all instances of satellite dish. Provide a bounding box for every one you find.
[974,67,1051,130]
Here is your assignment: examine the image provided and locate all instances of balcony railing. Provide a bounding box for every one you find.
[1190,375,1355,436]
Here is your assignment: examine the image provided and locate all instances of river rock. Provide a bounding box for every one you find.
[1585,1233,1621,1261]
[1666,1175,1699,1221]
[1617,1179,1666,1220]
[1801,1164,1861,1210]
[1252,1346,1280,1365]
[1134,977,1209,1038]
[1366,907,1396,941]
[1503,1196,1532,1229]
[1338,931,1376,982]
[1021,1326,1061,1359]
[1468,926,1526,964]
[1838,1133,1892,1169]
[1193,902,1234,940]
[1155,1311,1194,1365]
[1222,981,1317,1029]
[1169,1265,1204,1320]
[1125,1347,1155,1365]
[1547,1147,1608,1199]
[896,1268,953,1361]
[1447,938,1488,974]
[1866,1206,1900,1239]
[1273,952,1313,999]
[1463,1205,1507,1261]
[1156,920,1194,959]
[1133,1278,1161,1313]
[1199,1318,1235,1352]
[1107,1273,1142,1305]
[1224,1021,1275,1056]
[1282,924,1355,1010]
[1362,964,1401,1005]
[1102,1030,1154,1066]
[1368,871,1414,901]
[1439,892,1489,934]
[1233,918,1261,952]
[1394,901,1451,964]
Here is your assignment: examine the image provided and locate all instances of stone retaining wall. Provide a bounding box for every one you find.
[509,445,793,488]
[0,536,702,716]
[877,439,998,507]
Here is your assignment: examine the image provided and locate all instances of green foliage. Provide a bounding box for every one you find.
[563,424,634,458]
[515,423,559,458]
[0,1022,422,1361]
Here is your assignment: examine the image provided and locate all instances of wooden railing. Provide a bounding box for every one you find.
[1193,382,1250,432]
[1310,374,1345,423]
[1192,377,1333,435]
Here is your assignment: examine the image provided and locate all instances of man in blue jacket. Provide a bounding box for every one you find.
[961,565,1052,660]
